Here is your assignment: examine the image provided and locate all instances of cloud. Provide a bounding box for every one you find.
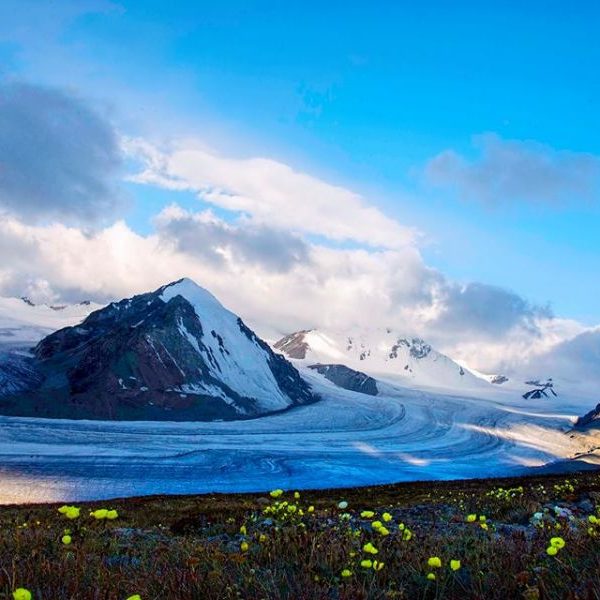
[0,211,566,374]
[127,138,415,249]
[0,81,123,223]
[433,281,552,338]
[424,133,600,206]
[154,204,311,272]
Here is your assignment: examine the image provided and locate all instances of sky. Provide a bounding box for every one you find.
[0,0,598,374]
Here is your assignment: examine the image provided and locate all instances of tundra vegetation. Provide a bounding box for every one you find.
[2,472,600,599]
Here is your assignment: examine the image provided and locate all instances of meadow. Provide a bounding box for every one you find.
[1,471,600,599]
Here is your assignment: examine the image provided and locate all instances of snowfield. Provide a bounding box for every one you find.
[0,368,597,504]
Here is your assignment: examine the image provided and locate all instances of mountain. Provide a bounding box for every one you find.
[575,403,600,429]
[0,295,101,347]
[307,363,378,396]
[0,279,318,421]
[274,328,486,390]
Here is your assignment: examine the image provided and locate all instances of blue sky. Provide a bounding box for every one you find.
[1,0,599,325]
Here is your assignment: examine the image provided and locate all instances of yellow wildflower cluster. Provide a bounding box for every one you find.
[486,485,524,503]
[553,479,575,495]
[546,536,565,556]
[58,505,80,519]
[90,508,118,520]
[466,513,488,530]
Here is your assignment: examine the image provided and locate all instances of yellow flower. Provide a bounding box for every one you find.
[378,526,390,536]
[58,505,69,514]
[427,573,436,581]
[480,523,488,530]
[466,514,477,522]
[90,509,108,520]
[371,520,383,530]
[372,560,384,571]
[240,541,249,552]
[479,515,487,522]
[294,491,300,499]
[550,537,565,549]
[61,534,72,545]
[382,512,393,522]
[450,559,461,571]
[269,489,283,498]
[363,542,378,554]
[398,522,405,531]
[12,589,31,600]
[361,510,375,518]
[427,556,442,568]
[589,515,598,524]
[126,596,142,600]
[106,510,118,520]
[402,529,413,541]
[341,569,352,577]
[307,506,314,513]
[360,559,373,568]
[546,546,558,556]
[58,506,80,519]
[259,534,267,543]
[240,525,247,535]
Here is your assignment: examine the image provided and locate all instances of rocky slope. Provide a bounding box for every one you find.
[307,363,378,396]
[0,279,318,421]
[274,328,485,390]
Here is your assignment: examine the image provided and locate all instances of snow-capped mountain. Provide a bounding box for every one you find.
[274,328,487,391]
[0,279,317,421]
[0,295,101,346]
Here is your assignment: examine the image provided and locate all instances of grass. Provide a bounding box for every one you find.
[1,471,600,599]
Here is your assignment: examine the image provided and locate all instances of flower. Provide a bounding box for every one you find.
[480,523,489,531]
[338,501,348,509]
[466,514,477,522]
[550,537,565,549]
[363,542,378,554]
[546,546,558,556]
[269,489,283,498]
[450,559,461,571]
[12,589,31,600]
[259,534,267,543]
[66,506,80,519]
[126,596,142,600]
[382,512,393,522]
[427,573,436,581]
[61,534,72,545]
[361,510,375,518]
[106,510,118,520]
[341,569,352,577]
[240,525,247,535]
[90,509,108,520]
[479,515,487,522]
[371,520,383,530]
[377,526,390,536]
[307,506,314,513]
[240,541,249,552]
[402,528,413,541]
[372,560,384,571]
[58,505,69,514]
[294,491,300,499]
[589,515,598,524]
[360,559,373,568]
[428,556,442,568]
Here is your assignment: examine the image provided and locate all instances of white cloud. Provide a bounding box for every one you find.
[0,211,579,374]
[126,138,416,249]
